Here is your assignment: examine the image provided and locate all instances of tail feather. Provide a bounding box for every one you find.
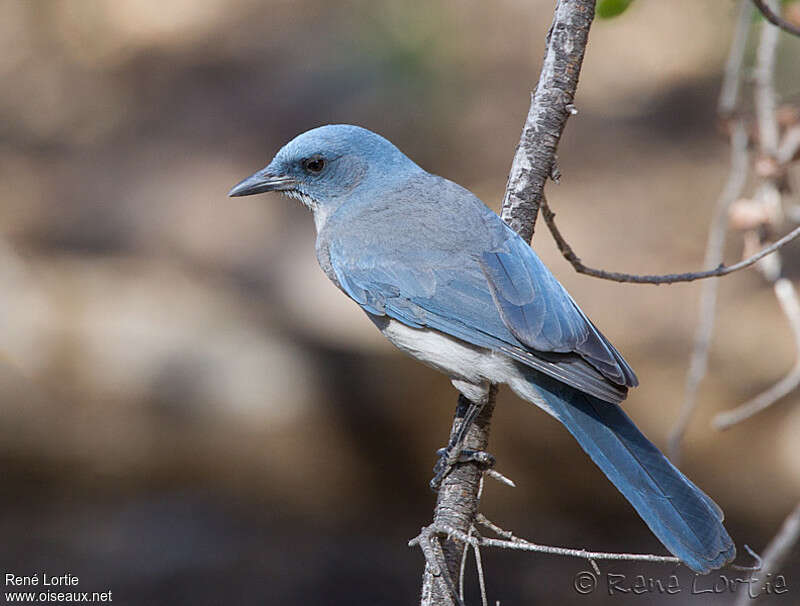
[508,366,736,574]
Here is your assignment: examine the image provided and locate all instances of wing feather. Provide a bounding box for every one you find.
[325,180,637,403]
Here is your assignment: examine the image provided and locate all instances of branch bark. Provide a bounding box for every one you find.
[500,0,596,243]
[541,201,800,285]
[419,1,597,604]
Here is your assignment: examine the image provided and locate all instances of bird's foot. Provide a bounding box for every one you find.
[430,446,496,491]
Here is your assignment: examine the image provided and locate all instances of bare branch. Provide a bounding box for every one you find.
[474,514,761,571]
[713,0,800,432]
[713,278,800,429]
[536,1,795,292]
[720,0,756,117]
[733,502,800,606]
[457,536,469,602]
[420,393,496,606]
[750,0,787,273]
[669,120,750,459]
[544,208,800,285]
[752,0,800,38]
[472,539,488,606]
[777,124,800,165]
[714,359,800,429]
[543,188,792,288]
[446,521,682,566]
[413,526,468,606]
[500,0,596,242]
[754,0,782,156]
[485,468,515,488]
[419,2,598,602]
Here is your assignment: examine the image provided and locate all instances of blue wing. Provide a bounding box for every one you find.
[327,206,636,403]
[478,234,637,387]
[323,179,734,573]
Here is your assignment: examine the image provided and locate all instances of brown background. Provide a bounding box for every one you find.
[1,1,799,604]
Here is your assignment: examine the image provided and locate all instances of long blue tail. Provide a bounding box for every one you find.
[508,368,736,574]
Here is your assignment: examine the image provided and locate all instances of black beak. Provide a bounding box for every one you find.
[228,169,298,197]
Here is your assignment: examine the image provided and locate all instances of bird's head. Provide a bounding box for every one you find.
[228,124,420,226]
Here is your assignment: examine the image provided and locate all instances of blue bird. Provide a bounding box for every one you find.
[229,124,736,573]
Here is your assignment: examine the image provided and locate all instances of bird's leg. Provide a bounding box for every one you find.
[431,382,494,491]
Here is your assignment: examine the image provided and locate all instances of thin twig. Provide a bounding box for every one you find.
[754,0,782,156]
[713,0,800,431]
[541,1,756,294]
[442,522,682,566]
[777,124,800,164]
[475,514,515,541]
[733,502,800,606]
[413,526,467,606]
[458,535,469,602]
[749,0,785,249]
[543,209,800,285]
[472,538,488,606]
[431,533,466,606]
[752,0,800,38]
[714,356,800,429]
[476,514,762,571]
[713,278,800,429]
[538,0,754,459]
[743,544,765,572]
[720,0,755,117]
[485,468,516,488]
[669,119,750,460]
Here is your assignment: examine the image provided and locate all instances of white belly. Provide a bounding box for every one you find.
[370,316,556,416]
[372,317,513,384]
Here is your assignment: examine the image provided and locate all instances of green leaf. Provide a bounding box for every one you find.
[596,0,634,19]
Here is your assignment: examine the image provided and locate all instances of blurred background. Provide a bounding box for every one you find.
[1,1,799,604]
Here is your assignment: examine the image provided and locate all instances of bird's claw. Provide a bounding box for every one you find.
[430,447,496,491]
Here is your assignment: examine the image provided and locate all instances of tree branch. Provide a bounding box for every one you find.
[474,514,681,565]
[752,0,800,38]
[733,502,800,606]
[439,521,682,566]
[668,0,756,462]
[542,203,800,284]
[754,0,782,157]
[541,173,800,288]
[777,124,800,164]
[713,278,800,430]
[420,393,497,605]
[669,122,750,460]
[720,0,755,117]
[418,1,597,603]
[713,0,800,431]
[500,0,596,243]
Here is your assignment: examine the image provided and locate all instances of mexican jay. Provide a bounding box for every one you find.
[229,124,735,573]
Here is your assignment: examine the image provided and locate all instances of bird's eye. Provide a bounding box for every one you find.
[302,155,326,174]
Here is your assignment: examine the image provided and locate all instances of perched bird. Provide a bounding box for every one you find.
[229,124,736,573]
